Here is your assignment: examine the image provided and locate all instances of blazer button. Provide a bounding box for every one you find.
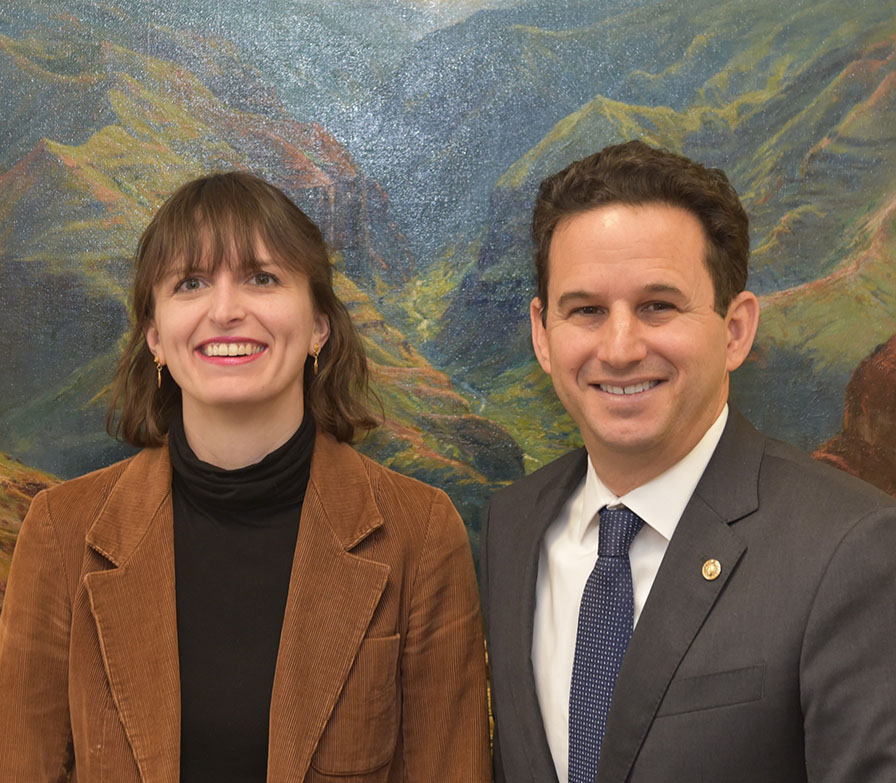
[702,559,722,581]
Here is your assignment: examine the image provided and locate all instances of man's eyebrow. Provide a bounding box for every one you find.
[556,290,595,308]
[643,283,685,296]
[555,283,685,308]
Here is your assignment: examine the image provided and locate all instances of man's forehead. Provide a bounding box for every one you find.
[545,205,712,294]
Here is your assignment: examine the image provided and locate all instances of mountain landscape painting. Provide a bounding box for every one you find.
[2,0,895,603]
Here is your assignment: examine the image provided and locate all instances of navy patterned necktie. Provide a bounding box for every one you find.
[569,506,644,783]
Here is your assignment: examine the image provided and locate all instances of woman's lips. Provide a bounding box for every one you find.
[199,341,266,357]
[195,340,268,363]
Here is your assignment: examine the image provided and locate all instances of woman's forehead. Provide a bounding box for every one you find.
[163,230,277,274]
[144,211,313,288]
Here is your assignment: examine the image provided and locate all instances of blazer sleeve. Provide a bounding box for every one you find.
[801,505,896,781]
[0,491,74,781]
[399,490,491,781]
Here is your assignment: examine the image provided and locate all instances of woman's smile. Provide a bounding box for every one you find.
[145,256,329,427]
[197,339,268,360]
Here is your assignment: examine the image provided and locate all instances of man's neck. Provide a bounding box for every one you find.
[589,449,694,498]
[587,407,730,497]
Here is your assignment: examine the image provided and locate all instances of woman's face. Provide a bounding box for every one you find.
[144,245,329,427]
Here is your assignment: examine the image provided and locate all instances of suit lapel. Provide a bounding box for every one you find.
[597,410,763,783]
[509,450,589,783]
[84,446,180,783]
[596,495,747,782]
[267,433,390,783]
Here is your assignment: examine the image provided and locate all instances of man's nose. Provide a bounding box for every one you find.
[597,309,648,367]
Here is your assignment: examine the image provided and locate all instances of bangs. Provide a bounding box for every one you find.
[168,212,266,282]
[155,176,273,284]
[134,171,327,322]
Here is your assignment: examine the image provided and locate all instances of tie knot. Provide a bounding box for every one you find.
[597,506,644,557]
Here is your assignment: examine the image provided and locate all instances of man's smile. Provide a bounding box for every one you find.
[596,380,661,395]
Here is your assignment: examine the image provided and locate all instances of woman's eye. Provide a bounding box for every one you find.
[252,271,278,286]
[175,277,204,292]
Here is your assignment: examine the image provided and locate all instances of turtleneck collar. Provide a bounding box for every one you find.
[168,409,316,517]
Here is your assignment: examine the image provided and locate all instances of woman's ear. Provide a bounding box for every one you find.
[312,313,331,352]
[145,322,164,365]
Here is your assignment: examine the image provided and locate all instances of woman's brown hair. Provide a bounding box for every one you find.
[107,171,378,446]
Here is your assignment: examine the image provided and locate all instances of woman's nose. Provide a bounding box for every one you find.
[208,279,246,325]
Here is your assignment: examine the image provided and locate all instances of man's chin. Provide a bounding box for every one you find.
[583,422,672,459]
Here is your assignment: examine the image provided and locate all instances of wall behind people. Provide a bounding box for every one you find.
[1,0,895,604]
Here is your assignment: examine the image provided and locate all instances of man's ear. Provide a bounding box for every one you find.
[724,291,760,373]
[530,297,552,375]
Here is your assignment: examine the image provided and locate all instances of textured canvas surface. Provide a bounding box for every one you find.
[2,0,895,599]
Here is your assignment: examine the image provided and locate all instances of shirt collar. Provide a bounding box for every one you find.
[575,405,729,544]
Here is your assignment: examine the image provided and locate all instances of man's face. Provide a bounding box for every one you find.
[531,203,757,488]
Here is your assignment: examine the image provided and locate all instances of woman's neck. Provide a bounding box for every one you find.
[180,401,305,469]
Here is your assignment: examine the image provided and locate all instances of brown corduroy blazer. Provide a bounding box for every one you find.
[0,431,491,782]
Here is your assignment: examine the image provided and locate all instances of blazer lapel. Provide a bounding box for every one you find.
[597,410,763,783]
[508,449,589,783]
[83,446,180,783]
[267,433,390,783]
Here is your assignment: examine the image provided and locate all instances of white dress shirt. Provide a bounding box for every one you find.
[532,406,729,783]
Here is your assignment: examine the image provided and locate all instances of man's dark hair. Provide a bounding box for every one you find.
[532,140,749,321]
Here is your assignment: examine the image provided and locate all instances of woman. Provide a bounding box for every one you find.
[0,172,491,781]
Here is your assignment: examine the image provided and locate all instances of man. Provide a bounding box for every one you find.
[481,140,896,783]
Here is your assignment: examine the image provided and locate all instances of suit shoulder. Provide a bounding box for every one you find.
[760,435,896,511]
[342,444,468,553]
[32,450,159,533]
[38,453,139,509]
[330,441,462,535]
[349,446,450,506]
[16,450,160,572]
[489,448,588,512]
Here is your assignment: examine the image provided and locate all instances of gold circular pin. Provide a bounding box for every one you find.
[702,559,722,581]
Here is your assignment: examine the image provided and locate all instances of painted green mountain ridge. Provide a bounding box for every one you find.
[3,0,895,547]
[434,12,896,458]
[0,17,522,531]
[350,0,896,261]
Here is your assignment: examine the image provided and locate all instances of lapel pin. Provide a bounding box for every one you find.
[702,559,722,581]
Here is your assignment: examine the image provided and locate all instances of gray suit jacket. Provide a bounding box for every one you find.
[481,410,896,782]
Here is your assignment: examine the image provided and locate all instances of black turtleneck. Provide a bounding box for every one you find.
[168,412,315,783]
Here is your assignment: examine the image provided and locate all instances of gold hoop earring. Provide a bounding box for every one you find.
[153,356,163,389]
[312,344,320,376]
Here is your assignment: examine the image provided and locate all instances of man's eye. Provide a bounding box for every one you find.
[644,301,675,312]
[572,306,601,316]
